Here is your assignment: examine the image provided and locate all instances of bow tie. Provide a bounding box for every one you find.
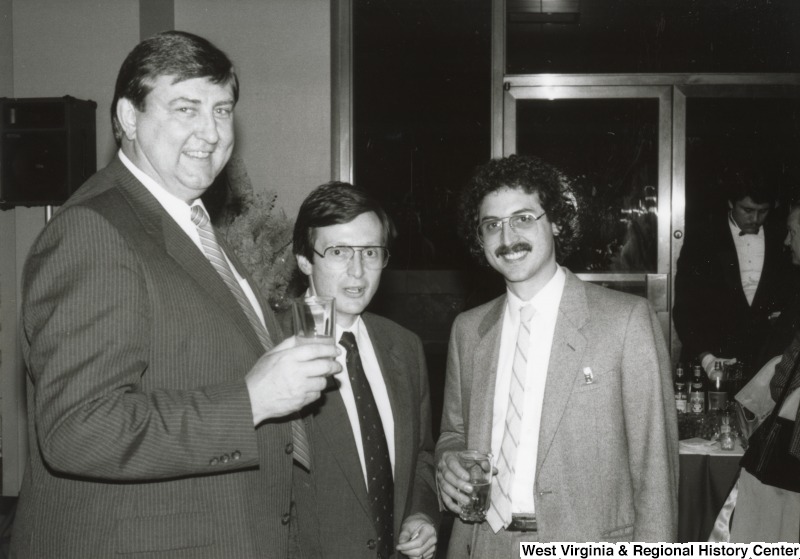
[739,229,759,236]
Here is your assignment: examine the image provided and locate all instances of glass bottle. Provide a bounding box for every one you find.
[674,364,687,413]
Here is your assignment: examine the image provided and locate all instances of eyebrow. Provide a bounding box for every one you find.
[480,209,540,221]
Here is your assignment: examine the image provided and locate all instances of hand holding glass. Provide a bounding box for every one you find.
[292,296,336,345]
[457,450,493,522]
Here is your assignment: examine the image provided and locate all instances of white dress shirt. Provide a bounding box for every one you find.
[728,214,765,306]
[118,150,266,328]
[334,316,396,488]
[490,266,566,514]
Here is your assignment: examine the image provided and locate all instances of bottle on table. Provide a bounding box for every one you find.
[674,364,688,413]
[719,413,735,451]
[689,364,706,414]
[707,361,728,412]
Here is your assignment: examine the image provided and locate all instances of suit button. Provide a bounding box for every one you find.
[209,457,219,466]
[285,443,294,455]
[232,450,241,460]
[281,513,291,525]
[220,454,230,463]
[367,539,376,550]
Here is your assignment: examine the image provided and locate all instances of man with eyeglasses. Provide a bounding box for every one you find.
[435,155,678,555]
[289,181,439,559]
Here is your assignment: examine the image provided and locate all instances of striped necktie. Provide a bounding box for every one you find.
[190,204,311,470]
[487,304,535,532]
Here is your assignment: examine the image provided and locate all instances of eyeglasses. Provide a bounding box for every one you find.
[313,246,390,269]
[477,211,546,243]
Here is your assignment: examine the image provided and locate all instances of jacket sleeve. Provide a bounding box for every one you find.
[22,206,260,480]
[408,333,442,527]
[622,299,680,541]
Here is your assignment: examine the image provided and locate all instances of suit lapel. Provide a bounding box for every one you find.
[311,387,372,513]
[536,271,588,472]
[468,297,506,453]
[716,221,749,306]
[116,164,264,355]
[363,314,414,530]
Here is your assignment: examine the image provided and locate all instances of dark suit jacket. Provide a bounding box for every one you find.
[673,214,792,376]
[12,157,294,558]
[292,313,439,558]
[436,271,678,552]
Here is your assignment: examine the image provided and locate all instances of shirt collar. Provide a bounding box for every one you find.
[506,265,566,319]
[118,149,205,220]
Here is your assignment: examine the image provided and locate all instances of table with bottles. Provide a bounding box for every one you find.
[674,361,746,542]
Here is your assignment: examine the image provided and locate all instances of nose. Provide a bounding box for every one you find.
[194,110,220,144]
[348,251,365,278]
[500,219,517,245]
[785,233,791,247]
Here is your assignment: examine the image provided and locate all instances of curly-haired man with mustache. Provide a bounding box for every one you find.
[435,154,679,556]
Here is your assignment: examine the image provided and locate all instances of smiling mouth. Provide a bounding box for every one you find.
[184,150,212,160]
[495,242,532,262]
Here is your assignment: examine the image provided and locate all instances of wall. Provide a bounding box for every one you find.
[176,0,331,216]
[0,0,331,496]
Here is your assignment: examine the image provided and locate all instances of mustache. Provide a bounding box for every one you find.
[495,242,532,258]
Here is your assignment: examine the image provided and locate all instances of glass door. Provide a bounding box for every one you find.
[503,79,673,343]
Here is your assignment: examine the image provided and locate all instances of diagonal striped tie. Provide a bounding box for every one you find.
[487,304,535,532]
[190,204,311,470]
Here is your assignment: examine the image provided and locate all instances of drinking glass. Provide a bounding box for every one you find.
[291,296,336,345]
[457,450,493,522]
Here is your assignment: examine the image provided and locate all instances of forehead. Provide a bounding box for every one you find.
[312,211,385,245]
[146,74,235,102]
[734,196,771,211]
[479,186,543,218]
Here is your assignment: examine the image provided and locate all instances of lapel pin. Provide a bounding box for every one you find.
[583,367,594,385]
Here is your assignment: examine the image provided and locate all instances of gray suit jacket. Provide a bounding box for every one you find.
[12,157,294,558]
[293,313,440,558]
[436,271,679,554]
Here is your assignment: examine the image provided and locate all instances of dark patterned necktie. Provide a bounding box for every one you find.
[339,331,394,557]
[190,205,311,470]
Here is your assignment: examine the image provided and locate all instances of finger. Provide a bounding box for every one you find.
[278,339,341,361]
[297,358,342,378]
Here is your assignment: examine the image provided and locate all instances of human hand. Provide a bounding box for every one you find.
[435,450,474,515]
[396,513,436,559]
[245,336,341,424]
[700,353,736,376]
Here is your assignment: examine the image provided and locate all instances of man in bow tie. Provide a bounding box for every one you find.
[674,168,793,381]
[435,155,678,554]
[289,182,439,559]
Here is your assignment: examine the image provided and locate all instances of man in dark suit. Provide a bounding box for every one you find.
[436,155,678,556]
[673,171,792,380]
[290,182,439,559]
[11,31,339,558]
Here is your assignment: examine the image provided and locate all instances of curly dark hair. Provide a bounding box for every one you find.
[458,154,579,265]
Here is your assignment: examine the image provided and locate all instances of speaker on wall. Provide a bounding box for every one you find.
[0,96,97,208]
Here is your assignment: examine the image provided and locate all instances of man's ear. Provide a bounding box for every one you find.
[297,254,313,276]
[116,98,138,141]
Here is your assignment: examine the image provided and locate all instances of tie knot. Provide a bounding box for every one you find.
[190,205,210,228]
[339,331,357,353]
[519,304,534,324]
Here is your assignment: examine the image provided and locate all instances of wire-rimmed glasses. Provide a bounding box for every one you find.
[313,245,390,269]
[477,211,546,243]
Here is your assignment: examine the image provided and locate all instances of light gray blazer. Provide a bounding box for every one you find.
[436,270,679,553]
